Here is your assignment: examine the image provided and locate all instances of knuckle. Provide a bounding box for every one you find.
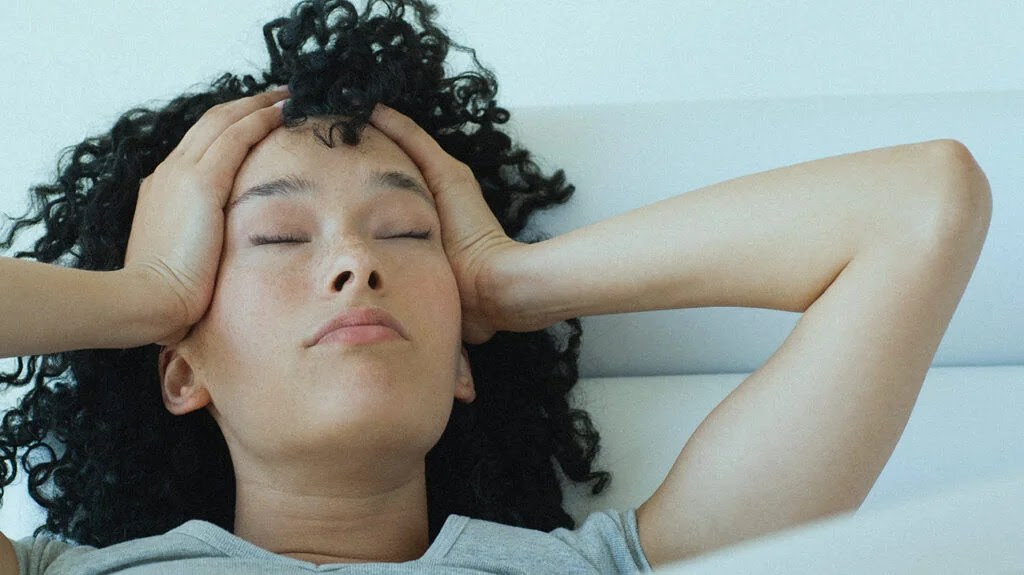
[448,161,477,186]
[217,124,246,146]
[204,101,228,116]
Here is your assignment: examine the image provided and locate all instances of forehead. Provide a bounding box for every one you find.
[230,121,424,204]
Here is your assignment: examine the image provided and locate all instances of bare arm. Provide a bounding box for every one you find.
[0,532,16,575]
[491,139,985,320]
[0,260,172,358]
[486,138,992,566]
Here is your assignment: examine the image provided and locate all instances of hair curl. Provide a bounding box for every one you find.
[0,0,610,548]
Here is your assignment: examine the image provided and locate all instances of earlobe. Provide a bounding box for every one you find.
[455,345,476,404]
[158,346,211,415]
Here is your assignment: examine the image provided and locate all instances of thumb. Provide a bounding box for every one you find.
[156,325,192,347]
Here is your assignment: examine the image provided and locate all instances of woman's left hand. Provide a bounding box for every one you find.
[369,104,522,345]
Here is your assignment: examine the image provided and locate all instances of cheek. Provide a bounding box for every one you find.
[417,254,461,313]
[192,261,297,358]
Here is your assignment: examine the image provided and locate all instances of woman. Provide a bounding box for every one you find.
[0,0,991,572]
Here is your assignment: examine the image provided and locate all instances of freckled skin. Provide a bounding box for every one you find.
[171,120,473,474]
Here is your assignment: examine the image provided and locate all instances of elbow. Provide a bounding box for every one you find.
[916,139,992,246]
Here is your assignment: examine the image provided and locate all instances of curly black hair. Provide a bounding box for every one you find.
[0,0,610,549]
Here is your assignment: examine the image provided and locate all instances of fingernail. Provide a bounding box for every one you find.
[274,98,289,108]
[271,84,290,93]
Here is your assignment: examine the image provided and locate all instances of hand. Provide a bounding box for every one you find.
[369,104,524,344]
[124,87,290,345]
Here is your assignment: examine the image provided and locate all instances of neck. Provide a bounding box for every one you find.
[230,458,431,566]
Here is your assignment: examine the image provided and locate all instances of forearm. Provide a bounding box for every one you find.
[0,257,169,358]
[491,139,984,327]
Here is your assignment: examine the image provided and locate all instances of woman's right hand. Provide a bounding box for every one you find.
[123,86,290,346]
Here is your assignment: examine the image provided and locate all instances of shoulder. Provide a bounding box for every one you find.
[7,533,92,575]
[5,522,220,574]
[449,509,653,573]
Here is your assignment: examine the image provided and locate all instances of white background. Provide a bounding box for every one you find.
[2,1,1022,219]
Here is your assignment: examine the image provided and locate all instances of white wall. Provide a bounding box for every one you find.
[3,0,1021,220]
[1,0,1018,539]
[437,0,1024,105]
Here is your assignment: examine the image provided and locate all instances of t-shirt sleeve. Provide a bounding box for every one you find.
[548,507,654,573]
[10,535,78,575]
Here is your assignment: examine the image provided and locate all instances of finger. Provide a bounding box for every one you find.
[176,87,290,162]
[156,325,190,347]
[369,104,467,193]
[462,322,494,345]
[196,103,288,206]
[371,104,511,254]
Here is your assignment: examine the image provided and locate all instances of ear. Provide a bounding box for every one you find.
[454,345,476,404]
[158,345,211,416]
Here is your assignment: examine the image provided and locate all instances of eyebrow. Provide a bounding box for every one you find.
[227,170,434,211]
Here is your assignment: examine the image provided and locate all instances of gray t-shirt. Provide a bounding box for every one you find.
[11,507,653,574]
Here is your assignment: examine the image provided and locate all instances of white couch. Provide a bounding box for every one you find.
[3,91,1022,570]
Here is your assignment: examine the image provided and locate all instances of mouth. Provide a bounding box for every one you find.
[315,324,403,346]
[307,306,408,347]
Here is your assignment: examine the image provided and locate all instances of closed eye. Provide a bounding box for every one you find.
[391,229,432,240]
[249,230,431,245]
[249,233,307,246]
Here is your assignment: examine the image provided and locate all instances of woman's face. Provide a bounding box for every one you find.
[160,119,474,466]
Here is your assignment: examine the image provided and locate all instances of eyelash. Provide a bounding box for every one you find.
[397,229,432,241]
[249,229,432,245]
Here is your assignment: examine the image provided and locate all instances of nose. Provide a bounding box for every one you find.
[325,238,385,294]
[332,268,381,291]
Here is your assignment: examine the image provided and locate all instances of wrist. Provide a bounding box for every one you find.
[480,240,560,333]
[116,266,186,345]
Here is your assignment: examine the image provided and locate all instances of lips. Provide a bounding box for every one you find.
[307,306,407,347]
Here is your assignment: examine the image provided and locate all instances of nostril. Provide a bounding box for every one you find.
[332,270,380,290]
[333,271,352,291]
